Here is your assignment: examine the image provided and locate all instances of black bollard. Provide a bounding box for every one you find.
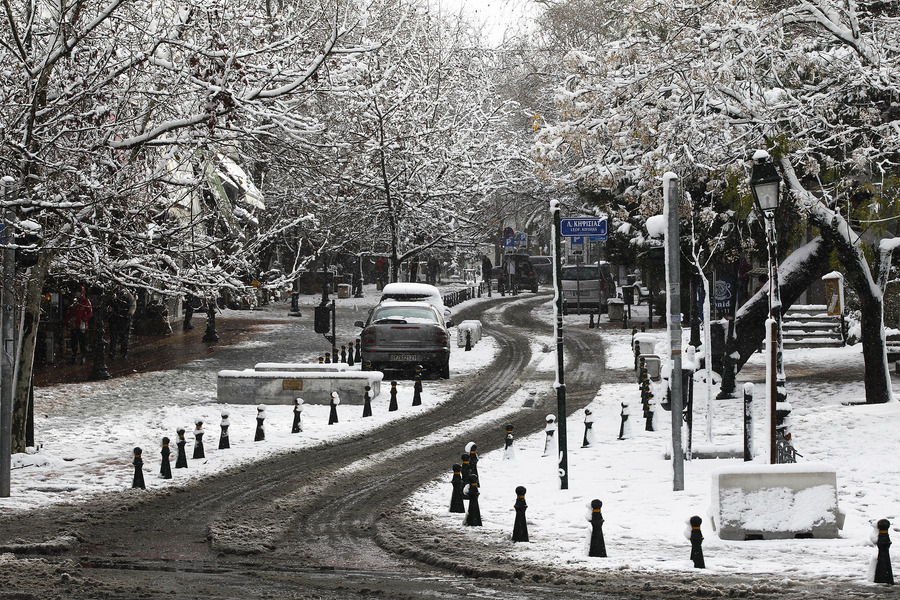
[587,499,607,557]
[874,519,894,585]
[132,447,146,489]
[583,408,595,447]
[461,452,471,483]
[318,356,324,364]
[512,486,529,542]
[645,392,656,432]
[503,424,515,460]
[362,386,373,418]
[355,339,361,363]
[324,351,331,363]
[341,345,347,363]
[588,312,595,329]
[466,442,479,480]
[347,341,355,367]
[254,405,266,441]
[542,414,557,456]
[219,411,230,449]
[618,403,631,440]
[389,381,399,412]
[688,515,705,568]
[292,398,304,433]
[160,437,172,479]
[449,463,465,513]
[329,392,340,425]
[465,330,472,351]
[193,419,205,459]
[463,474,482,526]
[175,427,188,468]
[412,369,423,406]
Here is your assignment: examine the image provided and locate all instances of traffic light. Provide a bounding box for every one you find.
[15,221,41,268]
[314,304,332,334]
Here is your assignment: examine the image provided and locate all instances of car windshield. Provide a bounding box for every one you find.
[562,266,600,280]
[372,306,439,324]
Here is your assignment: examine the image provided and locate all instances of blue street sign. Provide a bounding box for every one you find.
[503,237,515,248]
[560,217,608,240]
[570,236,584,246]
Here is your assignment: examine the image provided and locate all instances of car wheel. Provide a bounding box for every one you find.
[531,283,539,293]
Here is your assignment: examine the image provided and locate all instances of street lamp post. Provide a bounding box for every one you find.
[749,150,794,464]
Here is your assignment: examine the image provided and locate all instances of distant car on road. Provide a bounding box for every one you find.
[356,301,451,379]
[561,262,616,314]
[529,256,553,284]
[494,254,539,293]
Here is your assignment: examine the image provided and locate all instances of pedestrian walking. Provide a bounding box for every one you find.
[106,285,136,359]
[65,285,92,364]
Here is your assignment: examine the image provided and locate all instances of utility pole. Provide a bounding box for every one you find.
[550,199,568,490]
[664,173,684,491]
[1,176,16,497]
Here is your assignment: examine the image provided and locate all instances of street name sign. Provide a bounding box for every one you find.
[560,217,608,240]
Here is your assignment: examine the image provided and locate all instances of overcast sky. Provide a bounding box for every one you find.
[430,0,538,45]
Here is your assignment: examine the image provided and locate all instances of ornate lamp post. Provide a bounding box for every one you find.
[749,150,794,464]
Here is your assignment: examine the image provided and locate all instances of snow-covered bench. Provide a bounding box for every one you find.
[217,369,382,405]
[709,463,845,540]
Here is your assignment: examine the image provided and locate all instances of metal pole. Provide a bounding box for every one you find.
[665,174,684,491]
[551,200,568,490]
[0,176,15,497]
[764,216,783,463]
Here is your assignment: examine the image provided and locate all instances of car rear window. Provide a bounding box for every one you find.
[562,266,600,280]
[372,306,439,324]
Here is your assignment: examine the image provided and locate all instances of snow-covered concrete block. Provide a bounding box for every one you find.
[253,362,349,372]
[709,463,845,540]
[632,333,658,358]
[217,370,382,405]
[457,320,482,347]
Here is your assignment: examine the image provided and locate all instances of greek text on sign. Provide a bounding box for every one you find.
[560,217,608,239]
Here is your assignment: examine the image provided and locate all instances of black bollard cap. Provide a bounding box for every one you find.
[468,474,479,484]
[453,463,461,471]
[690,515,702,527]
[515,485,526,495]
[177,427,185,434]
[878,518,891,530]
[133,447,142,456]
[591,499,602,510]
[161,437,169,444]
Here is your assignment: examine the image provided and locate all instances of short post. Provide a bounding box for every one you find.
[254,405,266,441]
[324,351,331,363]
[618,403,631,440]
[645,392,656,432]
[588,312,595,329]
[318,356,324,364]
[461,452,471,483]
[582,408,595,447]
[412,369,422,406]
[292,398,304,433]
[466,441,479,479]
[503,424,515,460]
[340,345,347,363]
[329,391,340,424]
[132,447,145,489]
[355,339,361,363]
[347,341,355,367]
[449,463,465,513]
[160,437,172,479]
[463,474,482,526]
[542,414,557,457]
[219,412,230,449]
[175,427,188,468]
[743,383,754,462]
[874,519,894,585]
[192,419,205,459]
[389,381,399,411]
[362,385,372,418]
[587,499,607,557]
[512,486,529,542]
[465,330,472,351]
[688,515,705,568]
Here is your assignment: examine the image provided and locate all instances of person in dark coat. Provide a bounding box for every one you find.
[481,255,493,297]
[107,285,136,358]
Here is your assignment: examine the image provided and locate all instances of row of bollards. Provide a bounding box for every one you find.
[317,339,362,365]
[132,378,428,488]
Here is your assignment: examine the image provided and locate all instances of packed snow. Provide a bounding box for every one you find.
[2,289,898,588]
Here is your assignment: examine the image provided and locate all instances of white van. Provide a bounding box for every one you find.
[561,262,616,314]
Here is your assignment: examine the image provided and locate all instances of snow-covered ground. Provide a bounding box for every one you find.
[3,290,898,588]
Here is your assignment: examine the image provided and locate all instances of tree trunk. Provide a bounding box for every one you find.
[722,236,834,386]
[12,251,52,452]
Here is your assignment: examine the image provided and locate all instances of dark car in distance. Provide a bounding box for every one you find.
[356,301,451,379]
[494,254,539,293]
[529,256,553,284]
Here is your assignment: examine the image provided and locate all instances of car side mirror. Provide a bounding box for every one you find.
[354,320,365,328]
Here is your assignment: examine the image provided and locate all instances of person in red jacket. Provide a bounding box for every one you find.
[65,285,93,364]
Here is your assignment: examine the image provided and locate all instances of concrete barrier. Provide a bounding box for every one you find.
[457,320,482,347]
[709,463,845,540]
[253,362,349,372]
[217,369,383,405]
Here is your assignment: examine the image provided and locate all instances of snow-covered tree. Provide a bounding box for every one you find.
[533,0,900,403]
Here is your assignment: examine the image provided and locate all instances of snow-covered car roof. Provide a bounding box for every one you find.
[380,283,448,315]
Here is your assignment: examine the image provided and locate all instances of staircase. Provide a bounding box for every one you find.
[781,305,844,349]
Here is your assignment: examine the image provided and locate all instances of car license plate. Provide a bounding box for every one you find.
[390,354,421,362]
